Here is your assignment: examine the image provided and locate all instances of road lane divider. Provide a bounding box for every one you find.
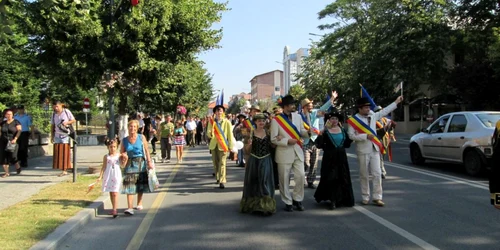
[354,206,439,250]
[346,153,488,190]
[125,155,185,250]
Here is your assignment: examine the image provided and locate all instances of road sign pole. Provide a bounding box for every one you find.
[85,112,88,135]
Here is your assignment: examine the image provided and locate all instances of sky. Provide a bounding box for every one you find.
[198,0,334,104]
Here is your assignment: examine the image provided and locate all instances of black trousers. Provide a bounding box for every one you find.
[160,138,172,159]
[18,132,29,167]
[151,137,158,152]
[195,132,202,145]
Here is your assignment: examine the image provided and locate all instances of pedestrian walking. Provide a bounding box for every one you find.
[196,117,203,145]
[314,112,354,210]
[97,137,125,218]
[270,95,309,212]
[51,100,75,177]
[14,105,33,168]
[120,120,154,215]
[347,95,403,207]
[240,113,276,215]
[173,120,187,163]
[0,109,22,177]
[185,116,197,147]
[160,114,174,163]
[207,105,233,189]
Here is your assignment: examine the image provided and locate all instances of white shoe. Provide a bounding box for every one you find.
[161,158,164,163]
[166,159,170,163]
[124,209,134,215]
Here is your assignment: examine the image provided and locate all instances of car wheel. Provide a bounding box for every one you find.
[410,144,425,165]
[464,150,483,176]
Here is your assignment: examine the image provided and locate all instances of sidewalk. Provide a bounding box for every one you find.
[0,145,108,211]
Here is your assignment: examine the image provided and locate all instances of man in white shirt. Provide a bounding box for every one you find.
[348,96,403,207]
[185,116,197,147]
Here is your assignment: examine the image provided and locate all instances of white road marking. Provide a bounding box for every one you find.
[354,206,440,250]
[346,153,488,190]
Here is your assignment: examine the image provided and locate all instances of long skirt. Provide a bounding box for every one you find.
[53,143,71,170]
[122,157,150,195]
[314,147,355,207]
[240,154,276,215]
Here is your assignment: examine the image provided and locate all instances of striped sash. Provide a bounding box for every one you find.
[347,115,386,154]
[211,118,229,152]
[275,114,303,148]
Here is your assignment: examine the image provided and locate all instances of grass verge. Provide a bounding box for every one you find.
[0,175,102,250]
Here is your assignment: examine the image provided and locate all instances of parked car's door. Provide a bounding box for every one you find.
[440,114,468,161]
[422,115,450,158]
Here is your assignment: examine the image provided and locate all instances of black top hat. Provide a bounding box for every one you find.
[278,95,295,107]
[236,114,246,119]
[324,112,344,123]
[213,105,225,113]
[356,97,371,108]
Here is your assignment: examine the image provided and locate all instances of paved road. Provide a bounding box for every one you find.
[57,142,500,250]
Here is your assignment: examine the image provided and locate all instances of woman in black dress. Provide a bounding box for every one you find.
[314,112,355,210]
[1,109,22,177]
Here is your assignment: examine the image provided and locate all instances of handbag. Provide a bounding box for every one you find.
[4,124,18,152]
[142,135,160,191]
[53,109,77,141]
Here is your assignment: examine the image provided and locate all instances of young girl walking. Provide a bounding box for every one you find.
[173,120,186,163]
[98,138,126,218]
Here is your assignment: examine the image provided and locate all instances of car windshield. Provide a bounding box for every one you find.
[475,113,500,128]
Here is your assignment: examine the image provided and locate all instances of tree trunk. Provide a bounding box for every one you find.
[117,90,129,140]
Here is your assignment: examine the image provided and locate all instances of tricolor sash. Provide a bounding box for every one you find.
[275,114,303,148]
[301,113,320,135]
[211,118,229,152]
[244,119,255,130]
[347,115,386,154]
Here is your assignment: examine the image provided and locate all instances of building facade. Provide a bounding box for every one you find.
[250,70,284,102]
[228,92,251,107]
[283,46,309,94]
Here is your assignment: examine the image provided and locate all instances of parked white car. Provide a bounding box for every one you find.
[409,111,500,176]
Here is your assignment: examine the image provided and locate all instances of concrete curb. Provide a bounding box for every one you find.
[30,194,110,250]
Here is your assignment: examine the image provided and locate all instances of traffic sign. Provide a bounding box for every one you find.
[83,98,90,113]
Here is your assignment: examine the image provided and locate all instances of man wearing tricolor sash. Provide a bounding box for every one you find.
[347,96,403,206]
[270,95,309,212]
[300,91,338,189]
[207,105,234,189]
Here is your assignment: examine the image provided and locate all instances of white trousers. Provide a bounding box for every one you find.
[358,151,382,201]
[278,157,305,205]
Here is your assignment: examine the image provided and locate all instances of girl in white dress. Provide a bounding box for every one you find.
[98,138,127,218]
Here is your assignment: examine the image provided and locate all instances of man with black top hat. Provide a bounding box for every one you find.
[270,95,309,212]
[207,104,234,189]
[347,95,403,207]
[14,105,34,168]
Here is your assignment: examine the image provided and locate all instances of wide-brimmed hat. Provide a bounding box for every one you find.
[301,98,313,108]
[250,105,261,112]
[213,105,225,113]
[252,113,266,121]
[324,112,344,123]
[356,97,371,108]
[278,95,295,107]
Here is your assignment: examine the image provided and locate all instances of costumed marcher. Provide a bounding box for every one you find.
[269,106,283,189]
[490,119,500,209]
[374,105,397,179]
[233,114,247,168]
[207,105,234,189]
[300,91,338,189]
[314,112,354,210]
[347,95,403,206]
[242,105,261,165]
[270,95,309,212]
[240,113,276,215]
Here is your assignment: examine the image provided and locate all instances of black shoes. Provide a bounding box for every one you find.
[382,174,386,179]
[328,202,336,210]
[292,200,305,211]
[219,183,225,189]
[307,183,317,189]
[284,205,293,212]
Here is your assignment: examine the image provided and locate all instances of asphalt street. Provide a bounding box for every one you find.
[57,140,500,250]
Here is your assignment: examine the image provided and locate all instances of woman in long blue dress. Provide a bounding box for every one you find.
[240,113,276,216]
[314,112,354,210]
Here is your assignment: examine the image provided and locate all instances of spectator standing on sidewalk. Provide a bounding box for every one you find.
[185,116,197,147]
[51,100,76,177]
[14,105,34,168]
[1,109,22,177]
[160,114,174,163]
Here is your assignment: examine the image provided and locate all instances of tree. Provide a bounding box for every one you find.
[27,0,227,114]
[288,84,306,101]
